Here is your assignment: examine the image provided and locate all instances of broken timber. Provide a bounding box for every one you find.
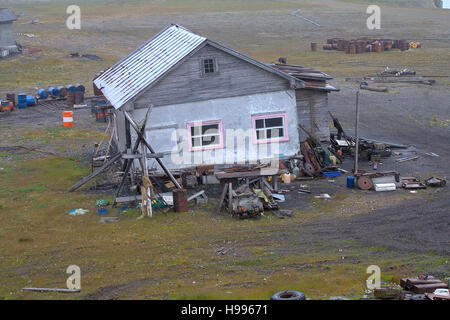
[68,153,121,192]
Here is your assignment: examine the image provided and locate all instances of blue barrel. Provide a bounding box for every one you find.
[17,94,27,109]
[66,84,76,92]
[26,95,36,106]
[38,88,48,99]
[347,176,355,188]
[48,87,60,98]
[75,83,85,92]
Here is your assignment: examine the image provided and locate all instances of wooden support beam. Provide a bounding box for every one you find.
[113,107,152,208]
[228,182,233,214]
[124,110,182,189]
[217,183,228,212]
[68,153,121,192]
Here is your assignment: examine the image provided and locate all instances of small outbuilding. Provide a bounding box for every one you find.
[94,24,337,172]
[0,8,18,54]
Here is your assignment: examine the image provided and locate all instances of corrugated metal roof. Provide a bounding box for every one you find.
[94,24,206,109]
[0,8,16,22]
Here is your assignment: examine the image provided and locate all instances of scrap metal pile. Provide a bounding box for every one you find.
[323,38,421,53]
[400,276,450,300]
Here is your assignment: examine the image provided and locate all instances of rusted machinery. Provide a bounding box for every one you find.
[0,100,14,114]
[355,171,400,190]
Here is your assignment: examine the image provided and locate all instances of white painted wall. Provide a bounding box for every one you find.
[130,89,299,171]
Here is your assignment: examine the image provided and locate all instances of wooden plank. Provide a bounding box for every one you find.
[216,170,282,180]
[121,153,164,159]
[228,182,233,214]
[68,153,121,192]
[115,195,143,203]
[217,184,228,212]
[22,287,80,293]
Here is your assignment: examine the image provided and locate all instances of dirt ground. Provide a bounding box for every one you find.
[0,0,449,300]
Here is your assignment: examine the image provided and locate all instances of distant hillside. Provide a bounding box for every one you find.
[358,0,442,8]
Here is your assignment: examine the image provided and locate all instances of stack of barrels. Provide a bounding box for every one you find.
[66,84,85,107]
[17,94,35,109]
[37,84,85,107]
[324,38,418,54]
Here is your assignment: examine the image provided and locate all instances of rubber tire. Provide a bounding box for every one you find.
[270,290,306,301]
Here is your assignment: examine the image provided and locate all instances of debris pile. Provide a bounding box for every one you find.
[401,276,450,300]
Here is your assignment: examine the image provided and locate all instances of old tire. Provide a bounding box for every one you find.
[270,290,306,301]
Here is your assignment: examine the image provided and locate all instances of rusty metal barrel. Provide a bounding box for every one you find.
[323,44,333,50]
[67,91,75,107]
[310,42,317,52]
[348,42,357,54]
[6,93,15,107]
[399,40,408,51]
[173,188,188,212]
[74,91,84,105]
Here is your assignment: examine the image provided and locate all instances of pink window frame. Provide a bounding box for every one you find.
[187,120,224,152]
[251,113,289,144]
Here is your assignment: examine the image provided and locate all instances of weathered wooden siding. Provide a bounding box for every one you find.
[133,44,291,108]
[295,89,330,142]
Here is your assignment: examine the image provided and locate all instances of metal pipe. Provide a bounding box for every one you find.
[354,90,360,174]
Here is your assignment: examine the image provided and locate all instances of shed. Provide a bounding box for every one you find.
[0,8,17,52]
[94,24,337,172]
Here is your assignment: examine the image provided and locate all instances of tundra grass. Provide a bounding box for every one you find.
[0,152,447,300]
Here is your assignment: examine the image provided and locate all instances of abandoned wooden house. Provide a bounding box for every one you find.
[0,8,17,55]
[94,24,337,172]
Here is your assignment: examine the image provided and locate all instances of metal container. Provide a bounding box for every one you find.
[66,84,76,92]
[48,87,60,98]
[322,44,333,50]
[17,94,27,109]
[26,95,36,106]
[75,83,85,92]
[348,43,357,54]
[67,91,75,107]
[310,42,317,52]
[173,189,188,212]
[58,86,68,98]
[6,93,15,107]
[38,88,48,99]
[74,91,84,104]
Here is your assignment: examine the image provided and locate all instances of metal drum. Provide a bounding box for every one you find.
[173,189,188,212]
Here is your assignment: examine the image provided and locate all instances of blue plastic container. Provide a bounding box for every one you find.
[26,95,36,106]
[347,176,355,188]
[17,94,27,109]
[38,88,49,99]
[322,171,341,178]
[66,84,76,92]
[97,207,108,216]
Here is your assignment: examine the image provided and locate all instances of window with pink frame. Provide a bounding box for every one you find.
[252,113,289,144]
[187,120,224,151]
